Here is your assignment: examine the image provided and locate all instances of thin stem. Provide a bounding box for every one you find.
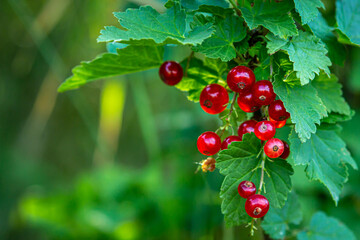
[249,218,256,236]
[258,151,266,194]
[219,93,238,138]
[231,44,245,63]
[185,51,194,77]
[269,54,274,81]
[227,93,238,122]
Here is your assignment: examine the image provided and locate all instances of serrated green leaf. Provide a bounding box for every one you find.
[98,5,214,46]
[217,133,293,226]
[273,78,327,142]
[240,0,298,39]
[293,0,324,24]
[58,45,163,92]
[262,192,302,240]
[267,31,331,85]
[196,5,234,18]
[308,13,346,66]
[312,72,351,116]
[297,212,356,240]
[336,0,360,46]
[321,111,355,124]
[289,126,357,204]
[203,58,228,76]
[170,0,229,10]
[192,15,246,61]
[175,57,226,102]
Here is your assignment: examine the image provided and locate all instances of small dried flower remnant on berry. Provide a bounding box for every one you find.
[245,194,269,218]
[264,138,285,158]
[238,181,257,198]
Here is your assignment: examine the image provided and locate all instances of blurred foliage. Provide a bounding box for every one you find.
[0,0,359,239]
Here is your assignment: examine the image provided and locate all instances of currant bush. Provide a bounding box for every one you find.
[60,0,358,238]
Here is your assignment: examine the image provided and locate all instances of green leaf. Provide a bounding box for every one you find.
[321,111,355,124]
[293,0,324,24]
[217,133,293,226]
[308,13,346,66]
[262,192,302,240]
[240,0,298,39]
[58,45,163,92]
[336,0,360,46]
[312,72,351,116]
[98,5,214,46]
[192,15,247,61]
[196,5,234,18]
[289,126,357,204]
[168,0,229,10]
[267,31,332,85]
[297,212,356,240]
[175,57,226,102]
[273,78,327,142]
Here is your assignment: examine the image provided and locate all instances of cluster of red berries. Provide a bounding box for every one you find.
[158,61,291,160]
[238,181,269,218]
[159,61,290,220]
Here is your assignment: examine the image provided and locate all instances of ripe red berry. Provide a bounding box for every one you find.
[221,135,242,150]
[159,61,183,86]
[245,194,269,218]
[254,121,276,140]
[252,80,276,106]
[227,66,256,93]
[280,141,290,160]
[264,138,285,158]
[197,132,221,156]
[238,181,256,198]
[268,100,290,121]
[269,116,286,128]
[238,120,257,140]
[200,84,229,114]
[237,91,260,113]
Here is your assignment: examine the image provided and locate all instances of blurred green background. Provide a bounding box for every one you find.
[1,0,360,239]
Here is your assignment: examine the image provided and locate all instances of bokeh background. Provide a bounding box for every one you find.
[1,0,360,239]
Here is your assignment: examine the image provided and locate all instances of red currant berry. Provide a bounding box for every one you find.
[264,138,285,158]
[254,121,276,141]
[200,84,229,114]
[280,141,290,160]
[238,120,257,140]
[221,135,242,150]
[237,91,260,113]
[227,66,256,93]
[238,181,256,198]
[268,100,290,121]
[159,61,183,86]
[197,132,221,156]
[245,194,269,218]
[252,80,276,106]
[269,116,286,128]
